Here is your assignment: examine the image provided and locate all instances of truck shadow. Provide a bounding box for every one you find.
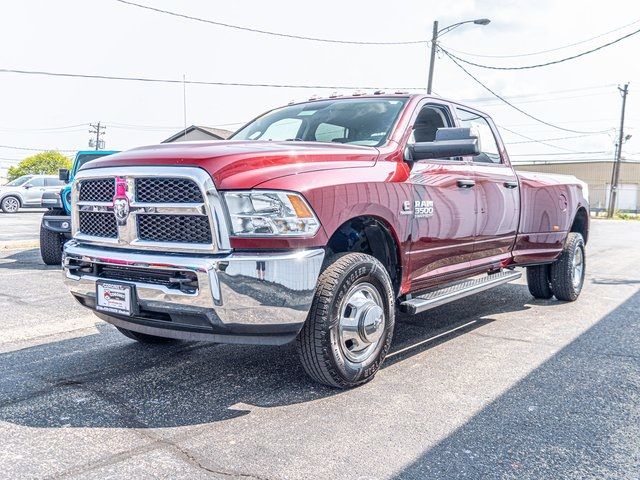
[0,248,59,271]
[391,289,640,479]
[0,283,532,430]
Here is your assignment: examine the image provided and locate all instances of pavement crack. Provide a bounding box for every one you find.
[169,443,273,480]
[469,332,553,347]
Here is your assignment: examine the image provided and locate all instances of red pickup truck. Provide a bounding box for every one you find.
[62,93,589,388]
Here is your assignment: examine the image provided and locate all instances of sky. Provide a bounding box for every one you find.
[1,0,640,176]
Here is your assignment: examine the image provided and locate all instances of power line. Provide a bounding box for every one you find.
[0,67,422,90]
[440,18,640,59]
[114,0,427,46]
[474,90,615,108]
[441,27,640,70]
[0,123,88,132]
[460,83,615,103]
[0,144,76,153]
[509,150,610,157]
[504,133,603,145]
[498,125,592,153]
[441,50,610,135]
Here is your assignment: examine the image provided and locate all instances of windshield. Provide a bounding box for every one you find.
[6,175,33,186]
[72,152,114,175]
[232,97,407,147]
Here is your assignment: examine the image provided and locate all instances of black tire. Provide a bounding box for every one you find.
[1,195,20,213]
[296,252,395,389]
[526,264,553,299]
[550,233,586,302]
[40,209,66,265]
[116,326,181,344]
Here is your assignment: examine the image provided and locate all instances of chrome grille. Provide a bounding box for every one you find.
[135,178,203,203]
[138,215,211,243]
[72,167,227,253]
[78,212,117,238]
[78,179,115,202]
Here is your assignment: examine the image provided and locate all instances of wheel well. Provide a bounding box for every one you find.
[570,207,589,244]
[1,194,22,206]
[326,216,401,294]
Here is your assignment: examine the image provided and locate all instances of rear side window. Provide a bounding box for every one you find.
[45,178,64,186]
[456,108,502,164]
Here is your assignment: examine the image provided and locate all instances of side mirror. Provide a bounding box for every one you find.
[23,184,32,189]
[407,127,481,161]
[59,168,70,182]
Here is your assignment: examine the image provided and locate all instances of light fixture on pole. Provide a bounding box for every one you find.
[427,18,490,94]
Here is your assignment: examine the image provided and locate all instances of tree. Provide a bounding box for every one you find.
[7,151,72,181]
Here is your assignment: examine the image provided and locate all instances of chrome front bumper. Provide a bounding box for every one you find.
[62,241,325,345]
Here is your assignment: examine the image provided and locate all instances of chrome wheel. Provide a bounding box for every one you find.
[338,282,386,363]
[572,245,584,289]
[2,197,19,213]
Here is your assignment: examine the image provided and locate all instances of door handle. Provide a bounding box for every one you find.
[504,181,519,189]
[457,179,475,189]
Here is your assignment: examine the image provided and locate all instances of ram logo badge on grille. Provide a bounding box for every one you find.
[113,177,130,225]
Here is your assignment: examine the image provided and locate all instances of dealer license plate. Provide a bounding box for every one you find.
[96,281,135,316]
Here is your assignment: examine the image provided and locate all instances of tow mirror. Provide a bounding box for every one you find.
[406,127,481,161]
[59,168,70,182]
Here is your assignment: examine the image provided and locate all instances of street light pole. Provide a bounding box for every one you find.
[426,18,490,94]
[427,21,439,94]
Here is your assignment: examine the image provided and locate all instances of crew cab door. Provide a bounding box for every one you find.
[405,102,477,290]
[455,108,520,263]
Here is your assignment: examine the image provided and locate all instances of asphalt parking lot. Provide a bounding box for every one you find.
[0,209,45,248]
[0,217,638,479]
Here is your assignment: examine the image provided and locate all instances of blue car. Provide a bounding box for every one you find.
[40,150,118,264]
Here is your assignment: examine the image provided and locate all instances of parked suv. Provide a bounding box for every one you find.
[0,175,65,213]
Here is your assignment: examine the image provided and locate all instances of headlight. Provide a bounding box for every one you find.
[223,190,320,237]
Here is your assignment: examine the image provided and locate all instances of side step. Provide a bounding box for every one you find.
[400,270,522,315]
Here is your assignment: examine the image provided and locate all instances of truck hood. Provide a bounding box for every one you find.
[83,140,379,189]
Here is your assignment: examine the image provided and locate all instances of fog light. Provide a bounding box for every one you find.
[61,221,69,229]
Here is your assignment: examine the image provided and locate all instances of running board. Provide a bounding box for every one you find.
[400,270,522,315]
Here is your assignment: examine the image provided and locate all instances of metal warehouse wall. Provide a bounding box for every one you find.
[513,161,640,213]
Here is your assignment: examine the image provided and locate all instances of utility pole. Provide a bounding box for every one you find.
[426,18,490,94]
[607,83,629,218]
[427,21,438,94]
[89,122,106,150]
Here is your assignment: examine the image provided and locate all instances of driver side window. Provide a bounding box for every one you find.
[408,104,457,159]
[456,108,502,164]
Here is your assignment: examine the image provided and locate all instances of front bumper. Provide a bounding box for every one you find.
[62,241,325,345]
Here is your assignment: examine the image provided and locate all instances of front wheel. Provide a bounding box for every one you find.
[296,253,395,389]
[1,196,20,213]
[550,233,586,301]
[40,209,66,265]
